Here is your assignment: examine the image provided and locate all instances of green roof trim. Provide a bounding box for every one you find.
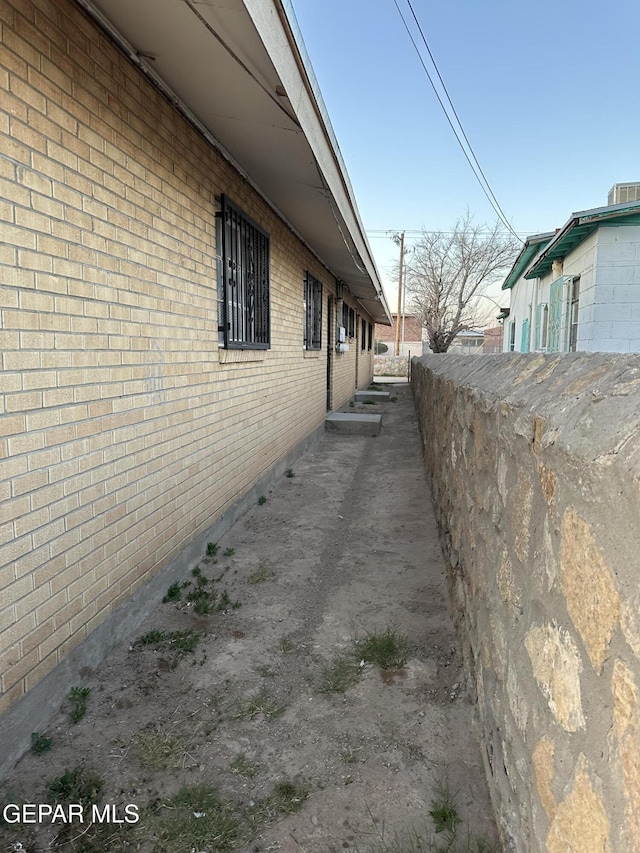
[525,201,640,279]
[501,232,554,290]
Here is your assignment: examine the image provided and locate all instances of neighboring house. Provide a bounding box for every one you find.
[481,325,504,354]
[448,329,485,354]
[503,188,640,353]
[374,314,426,356]
[0,0,391,769]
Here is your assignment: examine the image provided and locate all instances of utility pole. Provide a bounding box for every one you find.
[395,231,404,356]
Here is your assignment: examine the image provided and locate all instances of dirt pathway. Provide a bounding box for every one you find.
[1,383,498,853]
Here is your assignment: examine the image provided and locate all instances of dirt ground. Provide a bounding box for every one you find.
[1,382,499,853]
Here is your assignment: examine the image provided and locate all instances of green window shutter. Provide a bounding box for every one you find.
[535,303,543,351]
[548,278,564,352]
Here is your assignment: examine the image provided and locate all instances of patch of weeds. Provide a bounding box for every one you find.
[172,567,241,614]
[229,753,258,778]
[258,495,267,505]
[429,780,462,835]
[134,629,202,664]
[31,732,53,754]
[233,690,284,720]
[339,746,362,764]
[278,635,295,653]
[256,663,277,678]
[362,399,375,405]
[354,626,410,670]
[349,401,355,407]
[390,395,398,402]
[248,561,274,584]
[207,541,219,556]
[137,628,169,645]
[223,546,235,556]
[250,780,309,823]
[162,581,182,603]
[136,729,183,770]
[54,821,133,853]
[171,630,202,654]
[46,767,103,807]
[318,654,362,695]
[189,566,215,614]
[370,826,500,853]
[144,780,309,853]
[145,785,245,852]
[285,468,295,478]
[69,686,91,723]
[218,588,242,611]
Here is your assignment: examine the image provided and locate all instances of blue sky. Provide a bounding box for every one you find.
[290,0,640,304]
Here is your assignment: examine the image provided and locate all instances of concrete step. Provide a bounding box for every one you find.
[354,390,391,403]
[325,413,382,436]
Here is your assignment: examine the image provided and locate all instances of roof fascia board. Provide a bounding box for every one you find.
[501,232,554,290]
[526,200,640,279]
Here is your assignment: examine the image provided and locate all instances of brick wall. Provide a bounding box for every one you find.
[413,352,640,852]
[375,314,423,345]
[0,0,375,731]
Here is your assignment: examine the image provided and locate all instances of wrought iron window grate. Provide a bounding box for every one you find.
[304,272,322,350]
[219,195,270,349]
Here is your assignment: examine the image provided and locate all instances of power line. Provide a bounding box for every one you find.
[366,229,530,237]
[403,0,517,238]
[391,0,523,244]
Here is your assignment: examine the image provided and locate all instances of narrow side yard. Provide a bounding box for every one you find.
[1,383,498,853]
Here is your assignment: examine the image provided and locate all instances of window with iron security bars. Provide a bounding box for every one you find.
[219,195,270,349]
[303,272,322,350]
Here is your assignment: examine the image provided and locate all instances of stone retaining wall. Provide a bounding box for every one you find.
[412,352,640,852]
[374,354,409,376]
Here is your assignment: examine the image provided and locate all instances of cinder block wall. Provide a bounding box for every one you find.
[412,353,640,852]
[0,0,375,756]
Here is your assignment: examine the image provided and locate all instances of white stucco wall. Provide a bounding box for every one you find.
[502,245,548,353]
[503,278,532,351]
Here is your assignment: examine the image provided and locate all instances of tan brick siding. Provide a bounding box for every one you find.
[0,0,375,713]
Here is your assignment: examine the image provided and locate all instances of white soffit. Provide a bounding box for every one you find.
[81,0,391,322]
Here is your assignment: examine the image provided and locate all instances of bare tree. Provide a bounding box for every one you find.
[403,213,519,353]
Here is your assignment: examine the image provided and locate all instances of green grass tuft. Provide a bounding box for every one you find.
[248,562,274,584]
[354,626,410,670]
[162,581,182,603]
[318,654,362,695]
[31,732,53,754]
[429,780,462,835]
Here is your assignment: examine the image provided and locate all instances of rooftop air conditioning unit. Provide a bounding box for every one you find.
[608,182,640,205]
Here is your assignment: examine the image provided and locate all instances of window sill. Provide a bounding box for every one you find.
[218,349,267,364]
[303,350,321,358]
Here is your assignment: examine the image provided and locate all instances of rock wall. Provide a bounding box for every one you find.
[374,355,409,376]
[412,352,640,852]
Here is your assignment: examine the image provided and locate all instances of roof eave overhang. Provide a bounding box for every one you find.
[501,232,554,290]
[526,204,640,280]
[73,0,392,324]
